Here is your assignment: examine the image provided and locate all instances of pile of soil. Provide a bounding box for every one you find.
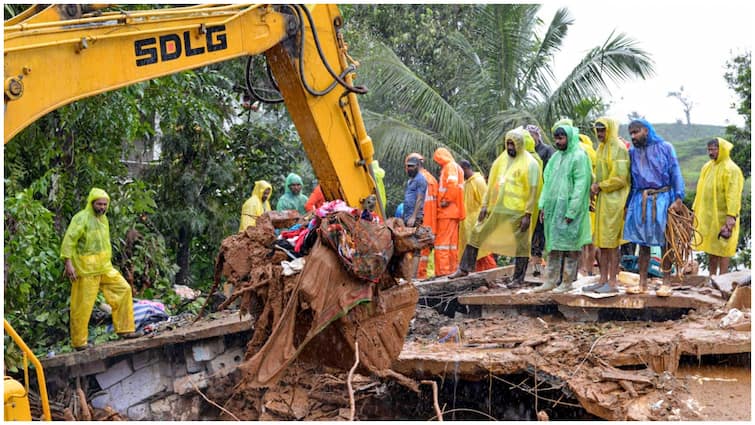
[206,212,433,420]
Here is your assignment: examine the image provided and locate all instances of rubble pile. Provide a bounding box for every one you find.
[207,210,433,420]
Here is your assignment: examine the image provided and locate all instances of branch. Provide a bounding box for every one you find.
[421,380,443,421]
[348,341,360,421]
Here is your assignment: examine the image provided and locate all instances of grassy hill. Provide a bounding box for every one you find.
[617,123,727,190]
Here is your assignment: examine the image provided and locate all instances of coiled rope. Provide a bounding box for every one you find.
[662,204,700,276]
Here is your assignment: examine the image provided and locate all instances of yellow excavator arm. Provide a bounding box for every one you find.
[4,3,379,211]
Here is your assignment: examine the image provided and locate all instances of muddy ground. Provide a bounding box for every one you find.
[192,213,752,421]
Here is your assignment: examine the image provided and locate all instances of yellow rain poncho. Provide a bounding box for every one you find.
[592,117,630,248]
[578,133,597,235]
[459,170,488,256]
[469,128,541,257]
[60,188,134,348]
[692,138,744,257]
[240,180,272,231]
[523,130,543,237]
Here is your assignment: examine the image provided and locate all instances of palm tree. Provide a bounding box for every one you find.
[359,4,654,172]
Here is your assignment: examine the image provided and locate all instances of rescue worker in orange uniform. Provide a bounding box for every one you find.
[432,148,466,276]
[406,153,438,279]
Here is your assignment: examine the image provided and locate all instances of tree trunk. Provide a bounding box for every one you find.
[175,225,191,286]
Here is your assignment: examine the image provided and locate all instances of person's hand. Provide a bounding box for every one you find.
[671,198,684,213]
[478,207,488,223]
[519,214,531,232]
[440,200,449,208]
[565,217,573,224]
[725,215,737,229]
[407,217,416,227]
[590,183,601,195]
[539,210,544,224]
[64,258,77,281]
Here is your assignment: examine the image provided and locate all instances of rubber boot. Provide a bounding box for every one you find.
[533,253,560,293]
[510,257,528,286]
[553,254,579,293]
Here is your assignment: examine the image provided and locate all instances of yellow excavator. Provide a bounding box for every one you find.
[4,4,418,420]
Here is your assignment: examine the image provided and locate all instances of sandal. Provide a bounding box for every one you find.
[625,285,647,295]
[655,284,673,297]
[590,282,619,294]
[583,281,606,292]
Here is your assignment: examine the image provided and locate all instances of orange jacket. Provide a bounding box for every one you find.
[420,169,439,233]
[305,185,325,212]
[433,148,466,220]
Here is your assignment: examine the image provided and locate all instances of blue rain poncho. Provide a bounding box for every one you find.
[539,125,592,252]
[623,119,685,247]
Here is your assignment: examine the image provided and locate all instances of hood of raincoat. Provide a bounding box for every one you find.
[713,137,733,164]
[594,117,620,144]
[503,128,526,156]
[252,180,273,200]
[284,173,304,196]
[630,118,664,146]
[522,130,536,154]
[551,118,574,134]
[433,147,454,166]
[86,187,110,215]
[553,124,580,154]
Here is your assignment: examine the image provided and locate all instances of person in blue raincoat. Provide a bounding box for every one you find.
[623,119,685,295]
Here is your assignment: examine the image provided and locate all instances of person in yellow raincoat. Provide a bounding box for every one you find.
[692,138,744,275]
[61,188,138,350]
[240,180,272,231]
[458,159,497,271]
[582,118,630,293]
[433,147,466,276]
[449,128,541,282]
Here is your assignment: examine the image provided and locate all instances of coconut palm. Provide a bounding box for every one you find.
[359,4,654,172]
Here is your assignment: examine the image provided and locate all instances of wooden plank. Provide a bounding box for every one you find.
[42,311,253,369]
[600,368,654,384]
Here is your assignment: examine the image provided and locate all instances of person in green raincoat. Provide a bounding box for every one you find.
[449,128,541,284]
[692,138,744,275]
[582,117,630,293]
[240,180,272,231]
[276,173,308,214]
[533,125,593,293]
[61,188,138,350]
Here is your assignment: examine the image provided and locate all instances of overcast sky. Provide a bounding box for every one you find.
[536,0,752,127]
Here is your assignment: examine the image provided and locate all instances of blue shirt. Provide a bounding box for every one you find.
[403,172,427,223]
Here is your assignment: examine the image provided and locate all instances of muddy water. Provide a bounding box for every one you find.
[675,357,751,421]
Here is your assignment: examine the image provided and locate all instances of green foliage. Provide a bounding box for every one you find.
[4,189,68,368]
[349,4,655,188]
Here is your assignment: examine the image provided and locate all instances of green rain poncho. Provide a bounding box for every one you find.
[469,128,541,257]
[240,180,272,231]
[692,138,744,257]
[276,173,308,214]
[592,117,630,248]
[539,125,592,252]
[60,188,115,277]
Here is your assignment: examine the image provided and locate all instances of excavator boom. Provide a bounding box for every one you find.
[4,3,378,209]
